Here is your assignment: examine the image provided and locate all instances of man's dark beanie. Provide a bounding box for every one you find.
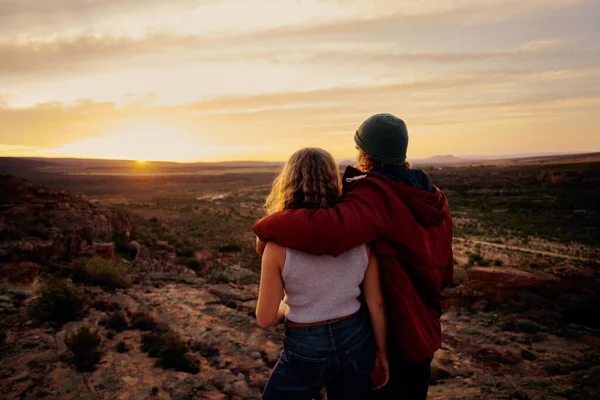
[354,113,408,164]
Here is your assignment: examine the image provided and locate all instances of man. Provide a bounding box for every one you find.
[254,113,453,399]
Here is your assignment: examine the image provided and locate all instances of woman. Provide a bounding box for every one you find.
[255,147,389,400]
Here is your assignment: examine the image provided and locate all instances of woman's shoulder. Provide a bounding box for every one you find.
[264,242,287,263]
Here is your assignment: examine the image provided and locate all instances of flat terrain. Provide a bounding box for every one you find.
[3,156,599,266]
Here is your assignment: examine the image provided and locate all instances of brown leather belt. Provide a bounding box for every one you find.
[285,310,361,328]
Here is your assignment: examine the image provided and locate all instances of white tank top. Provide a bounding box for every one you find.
[282,245,369,323]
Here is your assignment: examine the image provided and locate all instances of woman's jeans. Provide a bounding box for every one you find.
[263,310,375,400]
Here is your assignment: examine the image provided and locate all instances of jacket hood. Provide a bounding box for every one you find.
[371,165,433,192]
[343,166,450,227]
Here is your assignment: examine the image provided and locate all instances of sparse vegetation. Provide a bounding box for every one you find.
[0,294,15,314]
[81,257,131,289]
[116,341,129,353]
[33,216,52,228]
[451,268,468,287]
[131,312,157,331]
[157,330,189,369]
[91,299,120,312]
[218,244,241,253]
[112,233,132,258]
[179,246,196,258]
[64,326,102,372]
[141,328,199,374]
[185,258,204,272]
[141,331,164,357]
[468,253,491,267]
[31,278,87,324]
[164,234,184,250]
[106,311,128,332]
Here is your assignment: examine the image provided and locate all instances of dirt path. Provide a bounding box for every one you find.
[454,237,597,262]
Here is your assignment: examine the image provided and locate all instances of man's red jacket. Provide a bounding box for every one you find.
[253,166,453,362]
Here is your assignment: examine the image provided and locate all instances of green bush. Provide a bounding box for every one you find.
[106,311,128,332]
[111,233,131,258]
[494,259,504,267]
[116,341,128,353]
[64,326,101,372]
[179,247,196,258]
[158,330,188,369]
[106,330,116,340]
[149,217,159,223]
[131,312,157,331]
[91,299,120,312]
[33,216,52,228]
[468,253,491,267]
[185,258,204,272]
[141,328,199,374]
[218,244,241,253]
[84,257,131,289]
[26,227,51,240]
[31,278,87,324]
[165,234,184,249]
[142,332,163,357]
[0,294,15,314]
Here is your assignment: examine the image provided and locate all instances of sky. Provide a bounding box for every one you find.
[0,0,599,162]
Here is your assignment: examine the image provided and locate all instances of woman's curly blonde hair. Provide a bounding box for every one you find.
[265,148,342,215]
[356,149,411,172]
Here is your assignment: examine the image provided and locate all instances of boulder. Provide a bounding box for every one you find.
[466,267,561,300]
[130,241,150,262]
[0,177,134,266]
[467,267,560,288]
[551,262,594,279]
[91,242,116,259]
[0,261,40,286]
[209,284,258,303]
[220,266,256,284]
[198,392,227,400]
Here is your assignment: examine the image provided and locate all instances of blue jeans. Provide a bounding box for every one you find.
[263,310,375,400]
[371,355,433,400]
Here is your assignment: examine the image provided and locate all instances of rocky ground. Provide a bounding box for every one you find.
[1,175,599,400]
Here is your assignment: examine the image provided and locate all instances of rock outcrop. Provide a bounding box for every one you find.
[0,175,133,286]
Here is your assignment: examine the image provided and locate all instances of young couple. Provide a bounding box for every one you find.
[254,113,454,400]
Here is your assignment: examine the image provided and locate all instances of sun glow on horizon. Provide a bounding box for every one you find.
[38,123,271,162]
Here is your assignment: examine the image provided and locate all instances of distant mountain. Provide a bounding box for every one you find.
[338,155,467,167]
[414,155,464,165]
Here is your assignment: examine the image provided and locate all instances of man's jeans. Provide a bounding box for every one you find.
[371,354,433,400]
[263,310,375,400]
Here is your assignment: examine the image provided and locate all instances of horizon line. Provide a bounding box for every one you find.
[1,151,599,164]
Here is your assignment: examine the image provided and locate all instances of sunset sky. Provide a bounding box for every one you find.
[1,0,599,162]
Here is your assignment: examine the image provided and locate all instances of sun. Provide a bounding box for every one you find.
[136,159,146,165]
